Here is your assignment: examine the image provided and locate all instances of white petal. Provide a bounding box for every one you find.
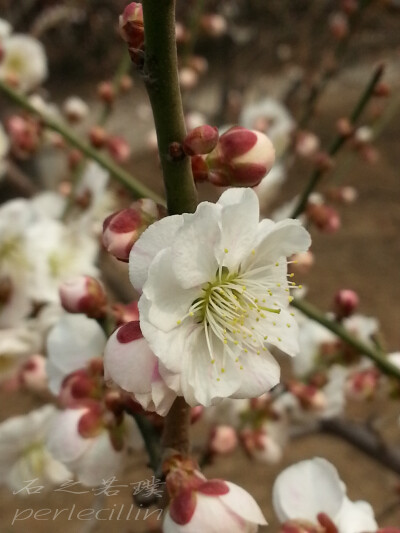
[46,408,91,464]
[220,482,267,525]
[217,188,259,272]
[104,329,156,395]
[249,219,311,269]
[272,457,345,523]
[129,215,183,292]
[46,314,106,394]
[143,248,199,332]
[336,497,377,533]
[264,308,300,357]
[232,349,280,399]
[171,202,221,289]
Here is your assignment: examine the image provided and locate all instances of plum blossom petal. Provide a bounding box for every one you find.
[336,498,377,533]
[47,314,106,394]
[129,214,182,292]
[272,457,345,523]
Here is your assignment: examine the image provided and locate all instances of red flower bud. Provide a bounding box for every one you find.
[97,81,115,105]
[183,125,219,156]
[119,2,145,63]
[6,115,41,159]
[191,155,209,182]
[334,289,359,318]
[306,203,341,233]
[89,126,108,148]
[59,276,107,318]
[329,12,349,40]
[200,14,228,37]
[206,126,275,187]
[106,136,131,163]
[102,199,166,262]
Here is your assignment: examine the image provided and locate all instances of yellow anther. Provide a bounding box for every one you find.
[272,321,276,326]
[288,296,294,302]
[264,336,268,340]
[211,359,215,364]
[251,249,255,255]
[217,378,220,382]
[224,248,229,253]
[177,320,181,325]
[189,312,194,317]
[287,323,291,328]
[240,365,243,370]
[278,337,282,342]
[221,368,225,373]
[244,349,248,353]
[275,262,279,266]
[277,283,281,287]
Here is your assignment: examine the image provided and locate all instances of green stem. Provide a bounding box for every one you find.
[0,79,165,205]
[291,63,384,218]
[291,298,400,380]
[141,0,197,459]
[131,412,162,472]
[142,0,198,216]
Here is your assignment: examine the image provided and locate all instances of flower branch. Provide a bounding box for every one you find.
[291,62,384,218]
[291,297,400,381]
[0,79,164,204]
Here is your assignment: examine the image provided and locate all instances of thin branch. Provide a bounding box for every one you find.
[0,79,165,205]
[291,298,400,380]
[291,63,384,218]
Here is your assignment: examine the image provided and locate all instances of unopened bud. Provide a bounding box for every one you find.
[183,125,219,156]
[97,81,115,105]
[206,126,275,187]
[240,428,283,464]
[102,199,165,262]
[336,117,354,138]
[341,0,359,14]
[307,203,341,233]
[19,354,47,393]
[63,96,89,123]
[313,151,335,172]
[191,155,209,182]
[209,425,238,455]
[119,3,145,63]
[190,406,204,424]
[179,67,199,90]
[78,404,104,438]
[288,381,327,411]
[373,82,390,97]
[106,136,131,163]
[346,368,380,400]
[327,186,358,204]
[334,289,359,318]
[329,12,349,40]
[295,131,320,158]
[6,115,41,159]
[89,126,108,148]
[200,14,228,37]
[188,56,208,75]
[59,276,107,319]
[290,251,315,275]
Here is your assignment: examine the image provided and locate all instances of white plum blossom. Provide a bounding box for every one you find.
[26,219,99,303]
[129,188,311,407]
[0,405,71,493]
[0,18,12,40]
[272,457,377,533]
[46,407,142,486]
[46,313,106,394]
[0,35,48,93]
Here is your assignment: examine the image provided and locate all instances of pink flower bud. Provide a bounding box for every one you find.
[334,289,359,318]
[295,131,320,158]
[59,276,107,318]
[6,115,41,159]
[200,14,228,37]
[209,425,238,455]
[97,81,115,105]
[191,155,209,182]
[240,428,283,464]
[288,381,327,411]
[102,199,165,262]
[19,354,47,393]
[206,126,275,187]
[89,126,108,148]
[119,3,145,63]
[346,368,380,400]
[119,75,133,92]
[179,67,199,90]
[183,125,219,156]
[77,403,104,438]
[329,12,349,40]
[327,186,358,204]
[306,203,341,233]
[106,136,131,163]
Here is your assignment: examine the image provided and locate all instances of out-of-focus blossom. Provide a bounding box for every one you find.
[0,35,48,92]
[273,458,377,533]
[46,313,106,395]
[47,406,142,486]
[62,96,89,123]
[0,405,71,493]
[59,276,107,318]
